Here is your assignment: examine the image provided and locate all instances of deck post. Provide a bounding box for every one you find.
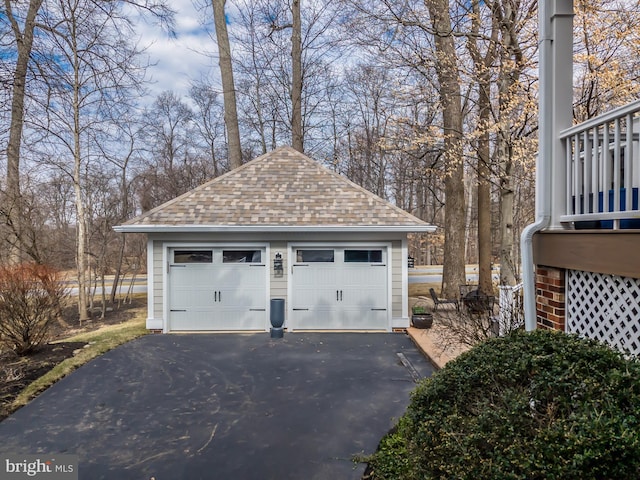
[549,0,574,228]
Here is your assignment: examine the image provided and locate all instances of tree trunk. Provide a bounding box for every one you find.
[73,60,90,323]
[496,0,523,287]
[499,162,517,286]
[212,0,242,169]
[111,165,129,304]
[477,152,493,292]
[497,98,518,286]
[73,163,90,322]
[477,75,494,295]
[4,0,44,262]
[467,0,498,295]
[425,0,467,298]
[291,0,303,152]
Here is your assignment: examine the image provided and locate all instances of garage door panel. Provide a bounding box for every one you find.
[291,260,340,329]
[220,287,265,308]
[340,305,388,330]
[291,247,389,330]
[341,287,387,310]
[218,265,266,307]
[221,305,267,330]
[292,264,337,286]
[342,265,387,309]
[291,303,337,329]
[291,264,337,308]
[169,310,215,331]
[168,247,267,331]
[170,264,217,296]
[291,284,338,308]
[171,286,216,309]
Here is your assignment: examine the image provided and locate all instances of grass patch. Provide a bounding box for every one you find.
[408,282,440,297]
[12,311,148,411]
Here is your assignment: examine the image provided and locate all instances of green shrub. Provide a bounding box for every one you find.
[366,330,640,480]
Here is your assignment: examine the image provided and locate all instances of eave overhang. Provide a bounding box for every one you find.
[113,224,437,234]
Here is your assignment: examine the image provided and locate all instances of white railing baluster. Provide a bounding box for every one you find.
[583,130,592,213]
[626,113,633,211]
[603,123,611,213]
[566,138,573,215]
[593,126,600,200]
[573,135,585,213]
[559,100,640,227]
[614,118,621,215]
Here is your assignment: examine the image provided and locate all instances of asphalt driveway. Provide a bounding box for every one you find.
[0,333,434,480]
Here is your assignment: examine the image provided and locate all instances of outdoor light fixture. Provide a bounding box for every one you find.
[273,252,284,276]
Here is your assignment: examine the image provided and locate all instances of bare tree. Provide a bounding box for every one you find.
[1,0,173,263]
[424,0,467,298]
[212,0,243,169]
[135,91,219,211]
[467,0,499,295]
[232,0,346,155]
[189,81,227,176]
[495,0,537,286]
[291,0,303,152]
[36,0,167,321]
[573,0,640,121]
[146,91,194,174]
[95,113,145,305]
[3,0,44,262]
[336,65,393,197]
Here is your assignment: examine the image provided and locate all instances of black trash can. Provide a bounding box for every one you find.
[270,298,285,338]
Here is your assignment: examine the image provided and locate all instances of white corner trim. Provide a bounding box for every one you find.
[146,318,163,330]
[146,238,155,330]
[401,238,409,320]
[392,316,410,328]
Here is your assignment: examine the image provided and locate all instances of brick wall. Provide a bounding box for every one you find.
[535,266,566,331]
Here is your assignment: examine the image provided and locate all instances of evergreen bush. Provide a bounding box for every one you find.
[366,329,640,479]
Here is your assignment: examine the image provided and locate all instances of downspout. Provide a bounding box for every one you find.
[520,0,554,331]
[521,0,574,331]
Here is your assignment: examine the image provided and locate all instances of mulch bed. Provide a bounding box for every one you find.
[0,342,87,420]
[0,297,145,422]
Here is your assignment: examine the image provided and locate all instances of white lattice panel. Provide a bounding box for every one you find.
[567,270,640,356]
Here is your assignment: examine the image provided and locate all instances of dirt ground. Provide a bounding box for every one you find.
[0,297,146,422]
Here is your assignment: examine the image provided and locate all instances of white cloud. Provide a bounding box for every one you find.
[134,0,222,102]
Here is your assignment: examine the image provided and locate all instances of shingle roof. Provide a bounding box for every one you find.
[117,146,433,232]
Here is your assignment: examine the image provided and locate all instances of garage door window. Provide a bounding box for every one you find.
[296,249,334,262]
[223,250,262,263]
[173,250,213,263]
[344,249,383,263]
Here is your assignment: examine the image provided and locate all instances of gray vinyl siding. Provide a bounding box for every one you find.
[153,240,163,320]
[270,240,288,310]
[392,240,403,318]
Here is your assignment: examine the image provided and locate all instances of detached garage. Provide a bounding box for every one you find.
[115,146,435,332]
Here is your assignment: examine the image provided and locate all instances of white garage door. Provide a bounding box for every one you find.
[168,248,267,331]
[291,247,389,330]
